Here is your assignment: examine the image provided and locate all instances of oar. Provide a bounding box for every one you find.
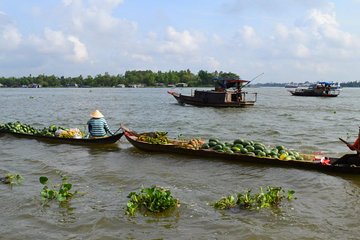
[339,137,350,145]
[113,126,122,134]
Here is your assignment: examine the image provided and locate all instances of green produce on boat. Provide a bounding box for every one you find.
[121,127,360,174]
[0,121,123,145]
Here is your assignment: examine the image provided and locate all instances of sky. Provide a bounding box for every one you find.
[1,0,360,83]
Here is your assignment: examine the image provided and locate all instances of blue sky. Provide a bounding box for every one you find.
[1,0,360,83]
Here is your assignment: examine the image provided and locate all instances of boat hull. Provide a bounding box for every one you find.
[168,91,256,107]
[124,130,360,174]
[289,90,339,97]
[0,130,123,145]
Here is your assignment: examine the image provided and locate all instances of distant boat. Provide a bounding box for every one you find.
[288,82,341,97]
[175,82,188,87]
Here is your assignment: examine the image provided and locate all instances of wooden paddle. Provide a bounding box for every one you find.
[339,137,350,145]
[113,126,122,134]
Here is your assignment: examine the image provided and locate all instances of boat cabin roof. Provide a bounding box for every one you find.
[214,78,249,90]
[317,81,335,86]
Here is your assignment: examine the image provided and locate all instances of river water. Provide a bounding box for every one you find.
[1,87,360,239]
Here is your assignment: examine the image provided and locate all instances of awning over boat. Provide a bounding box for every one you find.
[214,78,249,89]
[317,81,334,86]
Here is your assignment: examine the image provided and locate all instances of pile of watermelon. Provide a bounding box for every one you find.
[201,138,304,160]
[0,121,67,137]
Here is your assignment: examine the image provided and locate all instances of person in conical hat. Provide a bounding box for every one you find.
[87,110,113,137]
[90,110,104,118]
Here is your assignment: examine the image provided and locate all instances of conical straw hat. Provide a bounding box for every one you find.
[90,110,104,118]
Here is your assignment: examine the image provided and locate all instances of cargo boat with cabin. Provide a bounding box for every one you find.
[168,78,258,107]
[288,81,341,97]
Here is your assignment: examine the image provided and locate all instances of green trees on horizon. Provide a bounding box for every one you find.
[0,70,240,88]
[1,70,359,87]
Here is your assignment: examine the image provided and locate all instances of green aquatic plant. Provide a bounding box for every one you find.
[0,173,23,185]
[253,186,292,209]
[213,186,295,211]
[39,176,77,203]
[126,186,180,216]
[212,195,237,210]
[236,189,254,209]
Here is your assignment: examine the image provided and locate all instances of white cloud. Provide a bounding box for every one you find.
[62,0,75,7]
[29,28,88,62]
[206,57,220,70]
[89,0,124,10]
[0,25,22,50]
[294,44,310,58]
[131,53,153,62]
[268,6,360,62]
[159,26,204,54]
[68,36,88,62]
[29,28,68,54]
[43,28,67,51]
[0,12,22,50]
[294,61,332,74]
[241,25,262,48]
[305,8,353,47]
[275,24,289,40]
[64,0,133,36]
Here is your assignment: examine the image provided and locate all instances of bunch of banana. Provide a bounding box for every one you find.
[58,128,84,138]
[138,132,169,144]
[180,138,205,150]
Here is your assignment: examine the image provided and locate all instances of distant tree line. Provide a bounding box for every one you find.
[0,70,239,88]
[1,71,359,88]
[251,83,286,87]
[252,81,360,88]
[340,81,360,87]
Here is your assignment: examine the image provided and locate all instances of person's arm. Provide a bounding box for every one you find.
[103,119,113,135]
[348,137,360,151]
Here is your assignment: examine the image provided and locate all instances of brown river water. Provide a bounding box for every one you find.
[1,87,360,239]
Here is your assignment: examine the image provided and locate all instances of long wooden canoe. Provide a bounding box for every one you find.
[0,130,123,145]
[123,129,360,174]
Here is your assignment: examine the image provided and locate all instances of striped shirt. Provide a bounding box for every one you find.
[87,118,113,137]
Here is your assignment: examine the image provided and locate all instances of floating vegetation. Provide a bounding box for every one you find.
[39,176,78,204]
[212,195,236,210]
[0,173,23,185]
[126,186,180,216]
[212,186,295,210]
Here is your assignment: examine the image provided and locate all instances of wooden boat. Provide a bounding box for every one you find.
[123,128,360,174]
[288,82,340,97]
[0,130,123,145]
[168,78,257,107]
